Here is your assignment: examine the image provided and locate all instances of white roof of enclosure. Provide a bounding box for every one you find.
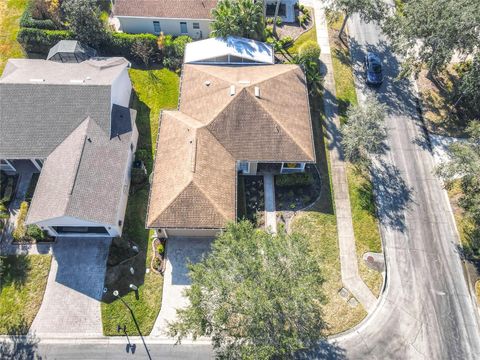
[184,36,274,65]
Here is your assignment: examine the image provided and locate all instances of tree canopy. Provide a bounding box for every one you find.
[211,0,265,41]
[169,221,326,359]
[62,0,106,47]
[383,0,480,78]
[328,0,387,38]
[341,95,387,166]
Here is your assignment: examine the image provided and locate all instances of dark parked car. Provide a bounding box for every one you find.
[364,52,383,86]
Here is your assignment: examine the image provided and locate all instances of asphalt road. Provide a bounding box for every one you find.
[331,11,480,360]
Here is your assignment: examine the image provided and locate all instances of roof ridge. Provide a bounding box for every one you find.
[190,180,231,222]
[247,89,312,160]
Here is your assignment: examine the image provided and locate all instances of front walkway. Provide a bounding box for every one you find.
[263,173,277,234]
[306,0,377,312]
[29,237,111,337]
[151,237,213,336]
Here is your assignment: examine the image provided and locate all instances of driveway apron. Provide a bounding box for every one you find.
[30,237,111,337]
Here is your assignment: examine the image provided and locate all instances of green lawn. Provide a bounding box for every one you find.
[0,0,28,72]
[327,13,383,296]
[0,255,51,334]
[101,68,179,336]
[287,24,317,56]
[291,92,367,335]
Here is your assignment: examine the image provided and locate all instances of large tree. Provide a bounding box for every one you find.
[341,96,387,166]
[329,0,386,39]
[62,0,106,47]
[211,0,265,41]
[436,122,480,229]
[383,0,480,79]
[169,221,326,359]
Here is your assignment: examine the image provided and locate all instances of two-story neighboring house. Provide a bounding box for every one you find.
[0,57,138,238]
[112,0,298,38]
[146,37,315,238]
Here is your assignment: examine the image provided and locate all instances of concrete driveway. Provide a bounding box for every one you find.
[30,237,111,337]
[151,237,213,336]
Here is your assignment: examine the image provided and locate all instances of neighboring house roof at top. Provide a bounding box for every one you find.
[1,58,129,85]
[47,40,98,62]
[147,63,315,229]
[184,36,274,64]
[26,108,137,226]
[113,0,218,19]
[0,58,129,158]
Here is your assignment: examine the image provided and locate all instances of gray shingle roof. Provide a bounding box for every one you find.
[0,59,130,158]
[26,109,137,226]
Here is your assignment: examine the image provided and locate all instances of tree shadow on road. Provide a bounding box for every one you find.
[371,160,414,232]
[295,340,347,359]
[0,320,42,359]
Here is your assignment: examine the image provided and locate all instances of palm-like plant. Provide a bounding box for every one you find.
[211,0,265,41]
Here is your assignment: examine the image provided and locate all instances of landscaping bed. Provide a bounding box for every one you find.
[275,164,321,211]
[241,175,265,226]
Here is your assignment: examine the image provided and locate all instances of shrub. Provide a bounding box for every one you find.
[266,17,274,25]
[20,2,61,30]
[12,202,29,241]
[280,36,294,48]
[299,4,306,13]
[276,17,282,26]
[131,167,147,185]
[17,28,74,53]
[172,35,193,58]
[1,176,15,203]
[103,32,158,59]
[299,40,321,62]
[62,0,107,47]
[26,225,46,241]
[302,7,310,19]
[275,173,314,187]
[157,243,164,255]
[298,14,308,27]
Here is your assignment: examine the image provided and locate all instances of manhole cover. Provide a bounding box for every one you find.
[367,256,374,263]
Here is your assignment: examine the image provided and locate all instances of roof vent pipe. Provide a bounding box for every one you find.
[254,86,260,98]
[230,85,235,96]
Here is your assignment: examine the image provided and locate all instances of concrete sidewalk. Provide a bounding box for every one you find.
[308,0,377,312]
[263,173,277,234]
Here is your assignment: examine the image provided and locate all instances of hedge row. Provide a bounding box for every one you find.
[17,28,74,53]
[17,27,159,60]
[19,3,61,30]
[103,32,158,58]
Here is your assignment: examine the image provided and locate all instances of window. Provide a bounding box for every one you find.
[180,21,188,34]
[238,161,250,174]
[280,162,305,174]
[266,4,286,17]
[52,226,109,234]
[193,22,200,29]
[153,21,161,34]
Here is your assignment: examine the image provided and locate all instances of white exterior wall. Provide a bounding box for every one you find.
[164,228,221,238]
[115,123,139,237]
[111,68,132,108]
[33,216,120,237]
[117,16,211,39]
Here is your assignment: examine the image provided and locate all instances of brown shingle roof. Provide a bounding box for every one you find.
[147,64,315,229]
[113,0,217,19]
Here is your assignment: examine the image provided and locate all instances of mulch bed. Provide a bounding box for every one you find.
[273,9,314,41]
[274,164,322,211]
[243,176,265,226]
